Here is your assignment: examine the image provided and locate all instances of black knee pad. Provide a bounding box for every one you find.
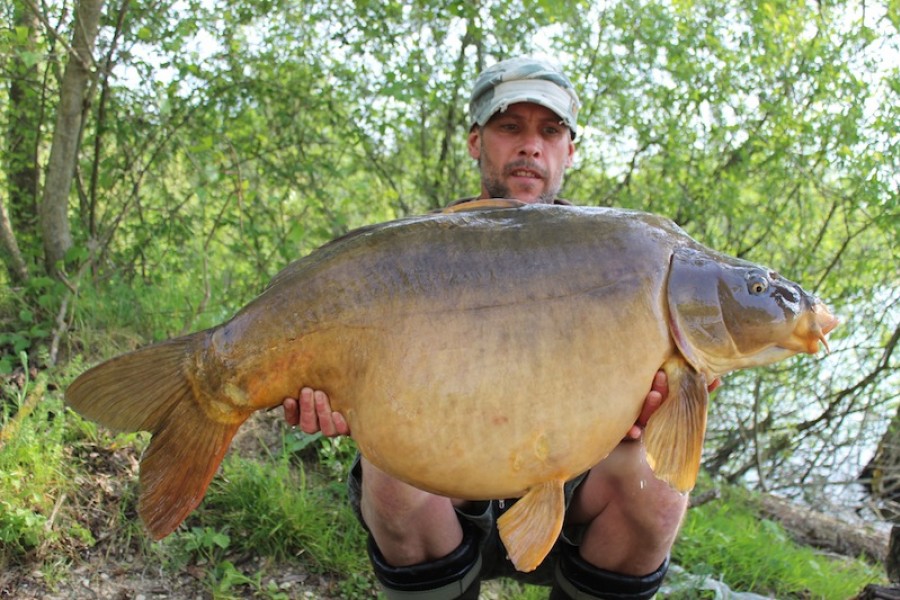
[368,520,482,600]
[551,542,668,600]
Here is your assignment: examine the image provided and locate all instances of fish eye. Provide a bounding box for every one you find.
[747,274,768,295]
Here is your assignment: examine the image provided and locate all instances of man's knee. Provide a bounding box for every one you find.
[574,442,689,534]
[359,458,464,565]
[361,466,451,530]
[367,520,482,600]
[631,483,687,542]
[571,444,687,574]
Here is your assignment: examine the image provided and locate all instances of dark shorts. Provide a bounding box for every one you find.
[347,454,589,586]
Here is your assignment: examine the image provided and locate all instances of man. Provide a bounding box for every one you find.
[283,56,686,599]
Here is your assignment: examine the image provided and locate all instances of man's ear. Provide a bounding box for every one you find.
[566,139,576,168]
[467,127,481,160]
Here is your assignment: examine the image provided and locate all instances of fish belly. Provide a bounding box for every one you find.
[343,296,671,499]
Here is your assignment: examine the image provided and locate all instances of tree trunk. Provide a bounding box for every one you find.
[0,200,28,284]
[855,585,900,600]
[2,3,41,284]
[861,383,900,523]
[757,492,888,565]
[39,0,105,277]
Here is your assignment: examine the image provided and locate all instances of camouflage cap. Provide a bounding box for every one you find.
[469,56,580,139]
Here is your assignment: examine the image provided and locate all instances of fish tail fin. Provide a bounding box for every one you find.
[643,358,708,493]
[138,397,241,538]
[497,480,565,572]
[65,334,244,539]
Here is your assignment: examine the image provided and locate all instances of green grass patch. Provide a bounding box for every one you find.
[674,486,884,598]
[150,437,373,598]
[179,450,368,574]
[0,379,94,568]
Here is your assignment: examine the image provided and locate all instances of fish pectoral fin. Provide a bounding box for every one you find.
[440,198,527,213]
[497,480,565,573]
[643,357,709,493]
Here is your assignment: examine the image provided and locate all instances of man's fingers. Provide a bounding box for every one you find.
[624,424,643,441]
[292,387,349,437]
[298,387,320,434]
[315,390,337,436]
[283,397,300,425]
[332,411,351,436]
[651,369,668,397]
[637,389,663,427]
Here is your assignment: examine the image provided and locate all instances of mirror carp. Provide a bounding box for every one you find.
[66,200,838,572]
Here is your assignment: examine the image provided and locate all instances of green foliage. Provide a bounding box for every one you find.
[0,277,66,375]
[0,386,95,568]
[179,526,231,564]
[286,431,359,481]
[177,451,368,575]
[143,442,373,597]
[674,487,884,598]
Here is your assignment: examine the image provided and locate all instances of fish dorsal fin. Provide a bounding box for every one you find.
[643,357,709,493]
[440,198,527,214]
[497,480,565,572]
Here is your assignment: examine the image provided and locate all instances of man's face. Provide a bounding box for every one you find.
[468,103,576,204]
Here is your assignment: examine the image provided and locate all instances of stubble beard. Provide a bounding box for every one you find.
[478,147,563,205]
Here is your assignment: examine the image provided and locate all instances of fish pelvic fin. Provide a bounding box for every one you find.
[497,480,565,573]
[65,335,244,539]
[643,357,709,493]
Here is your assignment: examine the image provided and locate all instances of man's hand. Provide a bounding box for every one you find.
[624,370,668,440]
[624,370,722,441]
[282,387,350,437]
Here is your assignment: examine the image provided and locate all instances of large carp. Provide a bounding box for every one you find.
[66,200,837,572]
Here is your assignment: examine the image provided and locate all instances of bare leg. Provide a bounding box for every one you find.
[567,440,688,575]
[359,457,465,566]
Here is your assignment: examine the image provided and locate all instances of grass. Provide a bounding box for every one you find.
[0,356,887,599]
[673,485,884,598]
[184,448,369,573]
[156,449,373,599]
[0,371,94,568]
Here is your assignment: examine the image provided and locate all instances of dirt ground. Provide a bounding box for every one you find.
[2,558,345,599]
[0,412,355,600]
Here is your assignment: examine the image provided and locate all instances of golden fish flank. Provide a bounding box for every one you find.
[533,433,550,463]
[65,200,837,573]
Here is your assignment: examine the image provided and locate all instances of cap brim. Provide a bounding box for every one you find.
[473,79,578,137]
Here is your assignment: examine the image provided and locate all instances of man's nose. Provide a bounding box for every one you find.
[518,133,543,157]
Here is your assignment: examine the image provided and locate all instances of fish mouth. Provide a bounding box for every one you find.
[780,301,839,355]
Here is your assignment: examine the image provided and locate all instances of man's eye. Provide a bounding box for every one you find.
[544,123,570,136]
